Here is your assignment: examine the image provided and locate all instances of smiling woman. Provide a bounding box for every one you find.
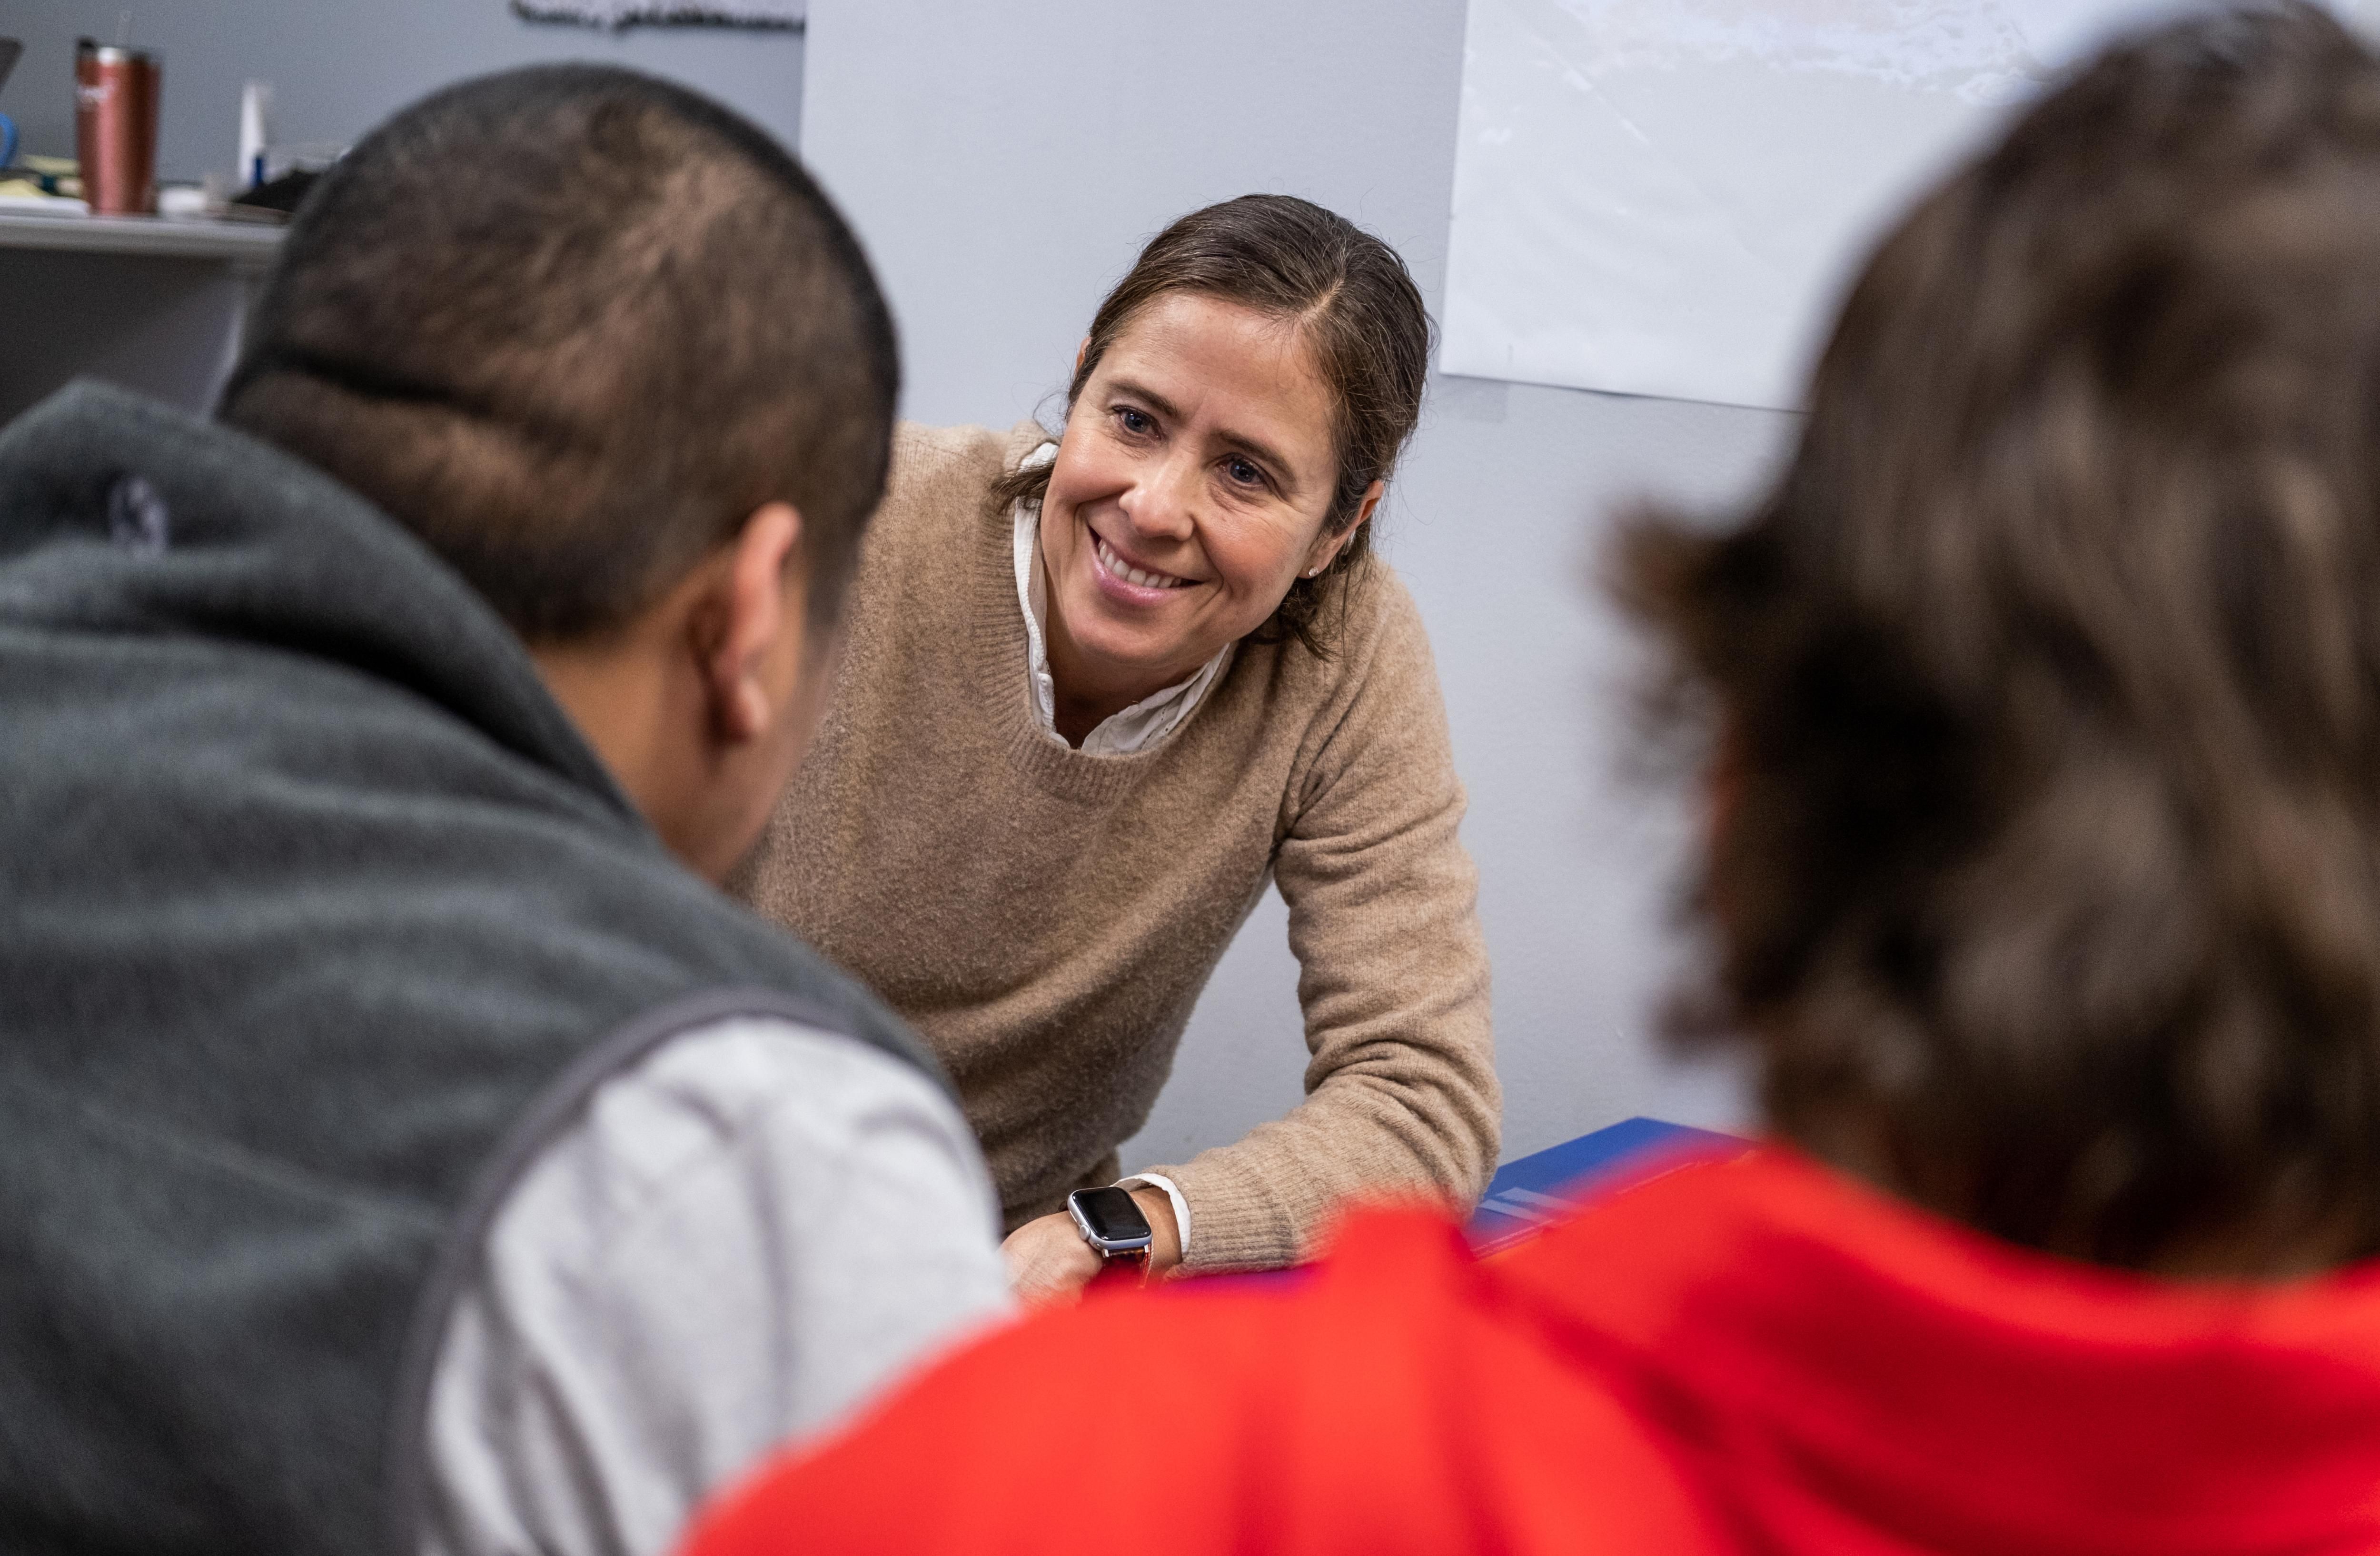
[730,195,1499,1295]
[1034,293,1359,743]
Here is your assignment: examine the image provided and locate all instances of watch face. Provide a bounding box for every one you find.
[1070,1186,1152,1245]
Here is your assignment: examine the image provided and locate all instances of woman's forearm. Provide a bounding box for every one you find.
[1142,582,1500,1271]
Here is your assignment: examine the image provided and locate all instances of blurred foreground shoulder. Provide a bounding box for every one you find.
[675,1207,1707,1556]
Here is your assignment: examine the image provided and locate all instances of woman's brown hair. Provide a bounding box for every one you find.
[1624,2,2380,1273]
[991,193,1431,656]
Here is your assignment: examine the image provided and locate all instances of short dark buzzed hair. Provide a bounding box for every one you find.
[220,64,898,642]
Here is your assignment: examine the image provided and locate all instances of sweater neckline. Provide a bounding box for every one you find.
[965,429,1215,804]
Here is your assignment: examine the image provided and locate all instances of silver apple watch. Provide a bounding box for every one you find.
[1066,1185,1153,1271]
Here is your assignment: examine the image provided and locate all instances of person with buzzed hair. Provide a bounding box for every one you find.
[220,62,891,664]
[0,65,1008,1556]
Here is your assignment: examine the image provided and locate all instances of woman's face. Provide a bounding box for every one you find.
[1039,292,1376,700]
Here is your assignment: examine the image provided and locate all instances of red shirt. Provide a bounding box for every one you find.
[681,1147,2380,1555]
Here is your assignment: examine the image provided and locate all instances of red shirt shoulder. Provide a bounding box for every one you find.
[680,1207,1720,1556]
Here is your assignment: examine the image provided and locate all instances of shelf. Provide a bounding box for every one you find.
[0,211,283,265]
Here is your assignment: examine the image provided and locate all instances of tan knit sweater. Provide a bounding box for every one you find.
[732,421,1499,1271]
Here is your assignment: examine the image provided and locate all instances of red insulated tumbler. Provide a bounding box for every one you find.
[75,40,161,216]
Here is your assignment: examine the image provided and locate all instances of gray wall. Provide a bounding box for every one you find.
[0,0,803,181]
[800,0,1796,1169]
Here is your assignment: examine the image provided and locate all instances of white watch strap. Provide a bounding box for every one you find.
[1116,1173,1191,1262]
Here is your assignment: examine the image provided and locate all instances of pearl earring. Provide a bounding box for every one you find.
[1304,565,1322,578]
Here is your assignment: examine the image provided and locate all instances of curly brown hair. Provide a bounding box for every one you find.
[1622,2,2380,1274]
[990,194,1431,657]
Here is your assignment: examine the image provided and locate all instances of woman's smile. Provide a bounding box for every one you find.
[1088,524,1198,597]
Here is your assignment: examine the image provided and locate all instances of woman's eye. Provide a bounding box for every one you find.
[1116,407,1154,435]
[1225,457,1264,488]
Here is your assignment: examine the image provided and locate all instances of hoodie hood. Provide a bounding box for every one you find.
[1500,1147,2380,1553]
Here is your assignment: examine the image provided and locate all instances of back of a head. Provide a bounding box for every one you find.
[220,64,897,642]
[1626,2,2380,1273]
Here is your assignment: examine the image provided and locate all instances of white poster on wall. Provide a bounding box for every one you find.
[1441,0,2380,411]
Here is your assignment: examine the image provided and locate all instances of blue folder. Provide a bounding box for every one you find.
[1468,1116,1748,1252]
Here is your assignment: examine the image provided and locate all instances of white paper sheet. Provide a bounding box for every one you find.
[1442,0,2380,410]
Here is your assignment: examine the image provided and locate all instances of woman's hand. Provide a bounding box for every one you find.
[1001,1187,1181,1305]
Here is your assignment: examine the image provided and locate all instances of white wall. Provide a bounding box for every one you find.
[803,0,1796,1167]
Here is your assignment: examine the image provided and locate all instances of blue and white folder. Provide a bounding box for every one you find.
[1468,1117,1750,1254]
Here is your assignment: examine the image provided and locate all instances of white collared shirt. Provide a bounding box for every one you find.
[1010,443,1233,758]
